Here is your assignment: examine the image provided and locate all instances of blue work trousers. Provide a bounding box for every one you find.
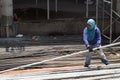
[84,45,108,66]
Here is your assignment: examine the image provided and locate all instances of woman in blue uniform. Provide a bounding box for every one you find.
[83,19,109,67]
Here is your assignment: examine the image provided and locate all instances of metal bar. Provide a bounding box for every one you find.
[102,0,120,43]
[96,0,99,25]
[0,42,120,74]
[102,34,110,40]
[113,36,120,43]
[112,9,120,18]
[86,0,89,18]
[102,12,120,43]
[103,9,112,17]
[55,0,58,13]
[75,0,78,4]
[102,17,119,32]
[102,25,110,32]
[102,0,105,27]
[110,6,120,43]
[103,0,111,4]
[47,0,50,20]
[35,0,38,6]
[35,0,38,19]
[110,0,113,43]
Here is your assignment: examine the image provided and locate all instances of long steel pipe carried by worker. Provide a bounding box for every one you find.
[0,42,120,74]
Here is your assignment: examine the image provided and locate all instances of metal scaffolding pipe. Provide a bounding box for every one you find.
[55,0,58,13]
[110,0,113,43]
[35,0,38,19]
[47,0,50,20]
[0,0,1,19]
[96,0,99,25]
[113,36,120,43]
[102,0,117,43]
[0,42,120,74]
[86,0,89,18]
[103,0,111,4]
[75,0,78,4]
[112,9,120,18]
[102,0,105,27]
[35,0,38,6]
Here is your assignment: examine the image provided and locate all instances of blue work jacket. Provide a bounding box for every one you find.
[83,27,101,47]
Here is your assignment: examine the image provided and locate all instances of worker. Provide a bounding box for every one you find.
[83,19,109,67]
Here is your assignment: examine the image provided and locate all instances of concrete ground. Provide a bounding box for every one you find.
[0,35,120,80]
[0,35,84,58]
[0,35,117,59]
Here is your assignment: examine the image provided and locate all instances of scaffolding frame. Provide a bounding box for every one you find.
[103,0,120,43]
[86,0,120,43]
[28,0,120,43]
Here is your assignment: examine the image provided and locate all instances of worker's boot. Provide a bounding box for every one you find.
[84,64,89,67]
[101,58,109,65]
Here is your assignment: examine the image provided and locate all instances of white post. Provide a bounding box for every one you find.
[96,0,99,25]
[55,0,58,13]
[47,0,50,20]
[86,0,89,18]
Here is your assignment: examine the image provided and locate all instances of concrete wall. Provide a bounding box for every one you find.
[16,18,111,36]
[16,19,86,35]
[12,0,120,36]
[13,0,96,15]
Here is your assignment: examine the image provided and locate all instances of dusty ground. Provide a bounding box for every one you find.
[0,35,119,73]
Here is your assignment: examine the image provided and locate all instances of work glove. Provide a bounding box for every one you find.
[87,46,93,52]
